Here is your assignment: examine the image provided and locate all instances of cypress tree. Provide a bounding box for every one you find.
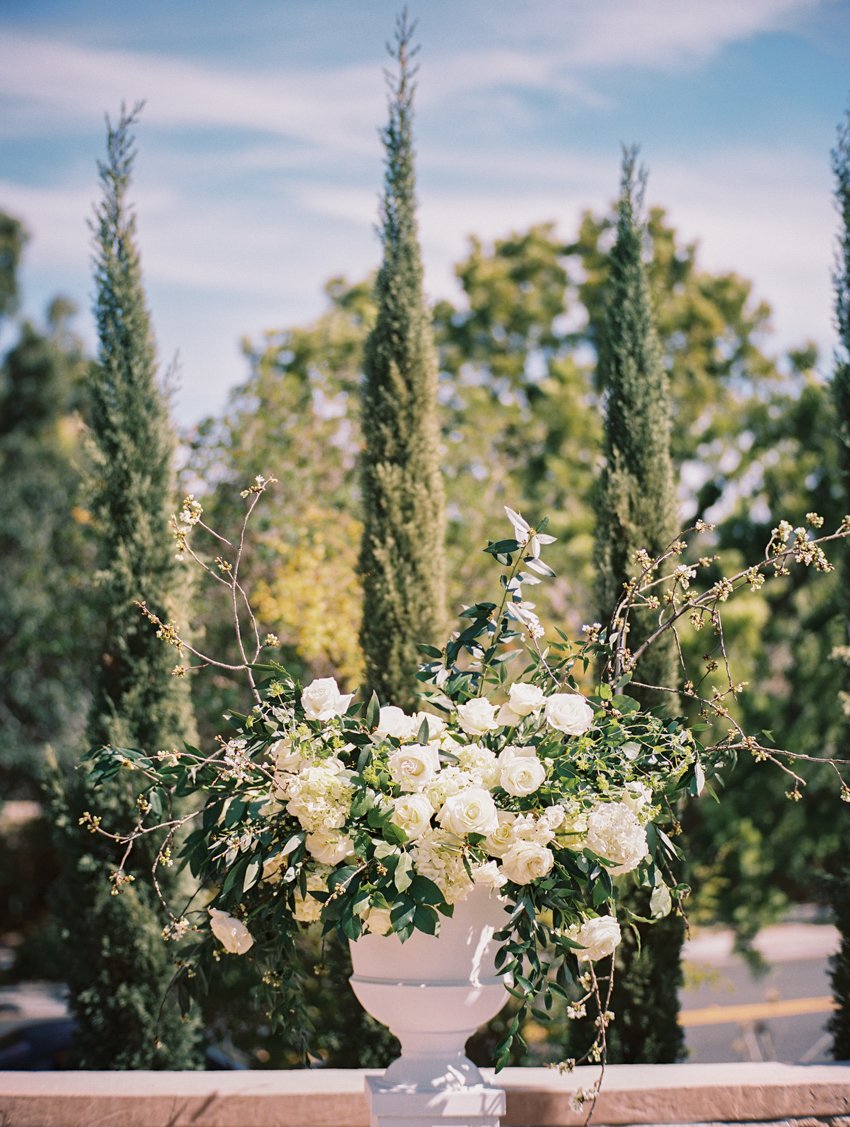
[49,105,200,1068]
[829,106,850,1060]
[592,150,685,1063]
[359,13,445,712]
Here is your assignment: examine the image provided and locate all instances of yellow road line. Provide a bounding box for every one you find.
[681,995,836,1027]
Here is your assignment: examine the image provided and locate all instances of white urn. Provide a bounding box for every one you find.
[348,884,510,1091]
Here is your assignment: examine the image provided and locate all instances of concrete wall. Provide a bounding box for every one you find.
[2,1062,850,1127]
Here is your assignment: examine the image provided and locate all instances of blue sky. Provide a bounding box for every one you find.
[1,0,849,426]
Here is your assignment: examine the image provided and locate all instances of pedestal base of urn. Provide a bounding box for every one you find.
[365,1075,506,1127]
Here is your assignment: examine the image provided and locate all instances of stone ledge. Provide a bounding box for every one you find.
[0,1061,848,1127]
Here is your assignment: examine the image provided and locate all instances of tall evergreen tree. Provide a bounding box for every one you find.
[49,105,200,1068]
[359,13,445,711]
[829,105,850,1060]
[592,150,685,1063]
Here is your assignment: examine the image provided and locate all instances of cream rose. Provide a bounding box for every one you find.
[544,692,594,735]
[375,705,420,741]
[500,840,554,885]
[293,872,327,923]
[437,786,500,837]
[390,792,434,840]
[507,682,545,717]
[364,906,394,935]
[567,915,622,962]
[305,830,355,865]
[388,743,441,792]
[301,677,354,721]
[456,697,500,736]
[498,746,547,796]
[209,908,254,955]
[484,810,518,857]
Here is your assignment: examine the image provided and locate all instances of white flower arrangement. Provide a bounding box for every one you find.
[87,492,850,1079]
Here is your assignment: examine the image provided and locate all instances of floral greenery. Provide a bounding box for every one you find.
[83,488,850,1103]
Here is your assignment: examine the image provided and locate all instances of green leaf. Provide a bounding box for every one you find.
[242,857,262,894]
[413,905,438,935]
[366,691,381,729]
[394,852,414,892]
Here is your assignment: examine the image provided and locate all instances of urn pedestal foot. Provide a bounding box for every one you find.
[349,887,510,1127]
[365,1075,505,1127]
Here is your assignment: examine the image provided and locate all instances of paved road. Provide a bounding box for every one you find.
[680,922,839,1063]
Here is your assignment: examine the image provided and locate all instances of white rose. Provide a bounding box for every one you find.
[544,692,594,735]
[496,703,522,727]
[390,793,434,840]
[270,738,302,772]
[485,810,517,857]
[388,743,441,792]
[623,781,653,817]
[414,711,447,741]
[568,915,622,962]
[376,705,420,741]
[301,677,354,721]
[364,906,394,935]
[500,840,554,885]
[586,801,648,875]
[305,830,355,865]
[437,786,500,837]
[473,860,507,891]
[209,908,253,955]
[498,746,547,797]
[508,682,545,717]
[456,697,500,736]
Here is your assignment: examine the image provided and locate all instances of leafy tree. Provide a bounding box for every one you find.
[591,151,684,1064]
[0,210,27,322]
[829,105,850,1059]
[0,287,94,799]
[49,106,201,1068]
[359,14,445,711]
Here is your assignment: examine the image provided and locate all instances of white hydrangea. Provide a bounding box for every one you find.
[282,762,353,833]
[292,869,330,923]
[585,801,648,875]
[411,829,474,904]
[455,743,499,788]
[426,765,475,810]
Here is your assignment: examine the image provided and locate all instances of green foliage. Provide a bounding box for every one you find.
[0,288,95,800]
[830,103,850,1056]
[359,16,445,711]
[591,151,682,1063]
[594,151,677,702]
[49,105,200,1068]
[0,210,27,323]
